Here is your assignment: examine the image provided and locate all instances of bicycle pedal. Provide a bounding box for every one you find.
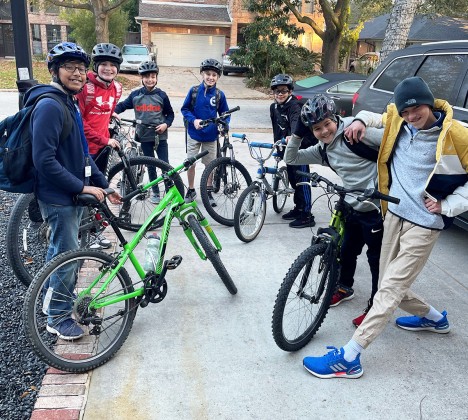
[166,255,183,270]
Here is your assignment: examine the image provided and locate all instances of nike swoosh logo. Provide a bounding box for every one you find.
[371,229,382,233]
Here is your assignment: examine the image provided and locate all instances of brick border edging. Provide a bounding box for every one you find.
[30,230,119,420]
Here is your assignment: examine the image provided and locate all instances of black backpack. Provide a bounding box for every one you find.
[0,92,73,193]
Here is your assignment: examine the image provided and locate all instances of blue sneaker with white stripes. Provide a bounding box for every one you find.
[303,346,363,379]
[395,310,450,333]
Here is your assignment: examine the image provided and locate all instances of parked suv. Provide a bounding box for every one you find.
[222,46,249,76]
[121,44,154,72]
[352,40,468,230]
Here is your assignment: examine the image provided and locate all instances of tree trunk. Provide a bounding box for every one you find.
[322,31,341,73]
[94,11,109,43]
[380,0,421,62]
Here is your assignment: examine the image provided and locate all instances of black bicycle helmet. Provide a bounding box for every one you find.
[200,58,222,75]
[138,61,159,75]
[301,94,337,127]
[91,43,123,72]
[270,74,294,90]
[47,42,90,70]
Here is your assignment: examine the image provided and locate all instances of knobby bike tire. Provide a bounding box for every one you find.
[23,249,136,372]
[272,166,289,214]
[200,157,252,227]
[107,156,184,232]
[187,214,237,295]
[233,182,266,243]
[272,241,337,352]
[6,194,92,287]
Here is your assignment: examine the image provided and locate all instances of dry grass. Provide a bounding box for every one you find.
[0,59,140,90]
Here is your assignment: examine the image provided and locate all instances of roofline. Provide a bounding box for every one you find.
[136,16,232,27]
[141,0,227,8]
[421,40,468,46]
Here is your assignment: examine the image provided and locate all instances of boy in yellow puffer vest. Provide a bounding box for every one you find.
[301,76,468,379]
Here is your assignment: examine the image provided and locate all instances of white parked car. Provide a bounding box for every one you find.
[120,44,154,72]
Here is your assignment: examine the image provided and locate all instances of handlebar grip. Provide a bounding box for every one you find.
[296,170,312,179]
[250,142,274,149]
[375,191,400,204]
[184,149,210,167]
[195,149,209,160]
[226,106,240,113]
[231,133,245,139]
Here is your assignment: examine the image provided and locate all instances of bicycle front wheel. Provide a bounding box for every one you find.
[272,166,289,213]
[200,157,252,226]
[233,182,266,243]
[23,249,136,372]
[187,214,237,295]
[107,156,184,232]
[272,241,337,352]
[6,194,93,287]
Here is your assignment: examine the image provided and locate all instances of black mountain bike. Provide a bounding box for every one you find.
[199,107,252,226]
[272,171,399,352]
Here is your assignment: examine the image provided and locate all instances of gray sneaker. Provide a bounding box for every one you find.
[185,188,197,203]
[207,191,217,207]
[150,193,161,204]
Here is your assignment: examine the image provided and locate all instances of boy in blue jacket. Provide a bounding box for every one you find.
[114,61,174,204]
[30,42,120,340]
[181,58,230,204]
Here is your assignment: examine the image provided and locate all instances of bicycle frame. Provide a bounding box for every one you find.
[79,160,224,311]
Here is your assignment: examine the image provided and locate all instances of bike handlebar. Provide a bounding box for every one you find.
[296,170,400,204]
[199,106,240,128]
[117,117,159,129]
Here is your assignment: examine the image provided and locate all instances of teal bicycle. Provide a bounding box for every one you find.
[23,151,237,373]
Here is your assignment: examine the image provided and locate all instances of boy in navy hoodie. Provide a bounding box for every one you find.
[181,58,230,204]
[29,42,120,341]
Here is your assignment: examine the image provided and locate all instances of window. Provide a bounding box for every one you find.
[31,24,42,55]
[373,56,420,92]
[416,54,468,103]
[328,80,365,95]
[46,25,61,51]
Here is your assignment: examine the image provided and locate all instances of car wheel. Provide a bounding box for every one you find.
[223,70,228,76]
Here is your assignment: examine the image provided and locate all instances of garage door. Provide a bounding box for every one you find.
[151,33,225,66]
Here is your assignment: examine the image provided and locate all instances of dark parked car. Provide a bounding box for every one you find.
[294,73,366,116]
[222,46,250,76]
[352,40,468,230]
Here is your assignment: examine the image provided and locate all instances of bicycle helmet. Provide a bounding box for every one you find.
[301,94,337,127]
[138,61,159,75]
[270,74,294,90]
[47,42,90,70]
[91,43,123,72]
[200,58,222,75]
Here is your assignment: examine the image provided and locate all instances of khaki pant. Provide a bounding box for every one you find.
[353,212,441,349]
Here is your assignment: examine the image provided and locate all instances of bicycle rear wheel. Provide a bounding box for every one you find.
[272,166,289,213]
[23,249,136,372]
[233,182,266,243]
[200,157,252,227]
[187,214,237,295]
[6,194,94,287]
[107,157,184,232]
[272,241,337,352]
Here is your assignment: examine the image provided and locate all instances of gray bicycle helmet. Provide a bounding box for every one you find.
[301,94,337,126]
[47,42,90,70]
[200,58,222,75]
[138,61,159,75]
[270,74,294,90]
[91,43,123,72]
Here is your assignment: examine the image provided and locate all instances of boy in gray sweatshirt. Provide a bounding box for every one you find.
[285,94,383,327]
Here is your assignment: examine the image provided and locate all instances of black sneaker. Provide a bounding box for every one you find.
[207,191,217,207]
[289,213,315,228]
[282,207,301,220]
[185,188,197,203]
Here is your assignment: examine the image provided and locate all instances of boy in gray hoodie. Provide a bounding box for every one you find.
[284,94,383,326]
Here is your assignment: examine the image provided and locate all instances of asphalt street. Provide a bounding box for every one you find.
[1,72,468,419]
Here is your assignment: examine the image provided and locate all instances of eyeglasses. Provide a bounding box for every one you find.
[274,89,290,95]
[60,64,87,75]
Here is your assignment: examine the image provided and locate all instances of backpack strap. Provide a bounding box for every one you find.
[318,144,337,173]
[190,85,221,112]
[35,93,73,141]
[343,136,379,162]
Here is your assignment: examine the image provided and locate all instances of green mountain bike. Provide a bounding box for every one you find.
[23,151,236,373]
[272,171,399,352]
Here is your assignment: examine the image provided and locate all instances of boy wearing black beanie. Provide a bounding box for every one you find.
[301,76,468,379]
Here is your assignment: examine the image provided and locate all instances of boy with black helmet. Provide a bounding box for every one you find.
[270,73,315,228]
[181,58,229,204]
[285,93,383,326]
[29,42,120,340]
[114,61,174,204]
[76,42,123,248]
